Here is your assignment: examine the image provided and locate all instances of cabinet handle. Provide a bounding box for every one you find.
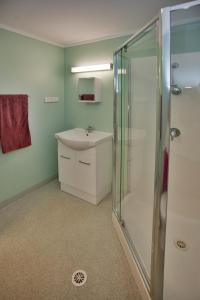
[78,160,91,166]
[60,155,71,160]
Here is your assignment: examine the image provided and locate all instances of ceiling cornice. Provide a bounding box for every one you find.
[0,24,64,48]
[64,31,134,48]
[0,23,133,49]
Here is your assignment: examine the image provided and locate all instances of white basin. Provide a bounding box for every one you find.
[55,128,112,150]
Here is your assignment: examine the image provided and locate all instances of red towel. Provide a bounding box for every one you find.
[0,94,31,153]
[79,94,95,101]
[162,149,169,193]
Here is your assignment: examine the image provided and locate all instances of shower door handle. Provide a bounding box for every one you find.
[170,128,181,141]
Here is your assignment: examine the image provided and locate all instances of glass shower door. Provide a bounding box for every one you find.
[120,23,159,284]
[163,3,200,300]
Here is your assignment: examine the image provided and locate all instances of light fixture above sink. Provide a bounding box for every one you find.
[71,63,113,73]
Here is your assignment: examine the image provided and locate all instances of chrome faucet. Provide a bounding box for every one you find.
[86,125,94,134]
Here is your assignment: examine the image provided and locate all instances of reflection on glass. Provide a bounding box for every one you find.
[119,25,158,281]
[114,52,122,217]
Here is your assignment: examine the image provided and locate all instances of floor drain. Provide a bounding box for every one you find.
[72,270,87,287]
[174,239,188,250]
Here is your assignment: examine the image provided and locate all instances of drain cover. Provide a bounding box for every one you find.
[174,239,188,250]
[72,270,87,286]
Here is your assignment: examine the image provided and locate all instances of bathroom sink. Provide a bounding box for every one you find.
[55,128,112,150]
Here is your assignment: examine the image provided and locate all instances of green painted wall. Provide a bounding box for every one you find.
[64,36,128,132]
[0,19,199,204]
[1,21,199,203]
[0,29,65,203]
[0,30,128,203]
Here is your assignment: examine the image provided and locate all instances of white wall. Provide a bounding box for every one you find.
[163,52,200,300]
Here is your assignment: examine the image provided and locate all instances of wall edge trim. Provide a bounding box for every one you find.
[64,31,134,48]
[0,24,64,48]
[0,24,134,48]
[0,175,58,210]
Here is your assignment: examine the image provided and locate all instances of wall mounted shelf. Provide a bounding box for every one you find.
[77,77,102,103]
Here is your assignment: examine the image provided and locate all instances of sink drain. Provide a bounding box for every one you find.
[72,270,87,286]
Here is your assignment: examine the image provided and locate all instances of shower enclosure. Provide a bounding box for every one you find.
[113,1,200,299]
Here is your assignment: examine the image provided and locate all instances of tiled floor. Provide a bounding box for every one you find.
[0,180,141,300]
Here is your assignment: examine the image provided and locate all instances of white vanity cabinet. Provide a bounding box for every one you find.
[58,143,76,187]
[57,139,112,205]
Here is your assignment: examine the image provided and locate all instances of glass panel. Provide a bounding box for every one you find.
[120,24,158,281]
[113,51,122,217]
[163,3,200,300]
[114,50,130,219]
[121,53,129,211]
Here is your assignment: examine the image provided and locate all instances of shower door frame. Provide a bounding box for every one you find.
[113,1,200,299]
[113,14,165,297]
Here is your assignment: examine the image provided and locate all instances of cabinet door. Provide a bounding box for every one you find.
[76,148,96,195]
[58,143,76,187]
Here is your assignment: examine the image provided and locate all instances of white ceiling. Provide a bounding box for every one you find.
[0,0,192,47]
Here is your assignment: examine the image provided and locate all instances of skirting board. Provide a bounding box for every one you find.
[0,175,58,210]
[60,182,111,205]
[112,212,151,300]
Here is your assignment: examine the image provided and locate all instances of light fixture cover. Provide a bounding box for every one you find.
[71,63,113,73]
